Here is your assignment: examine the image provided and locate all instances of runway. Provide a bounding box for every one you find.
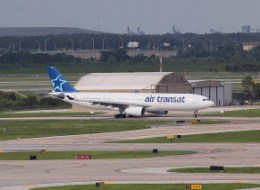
[0,115,259,189]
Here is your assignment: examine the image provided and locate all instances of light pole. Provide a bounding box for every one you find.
[159,55,163,72]
[89,37,95,58]
[180,38,185,51]
[45,38,50,53]
[102,37,107,50]
[66,37,74,51]
[207,39,213,52]
[89,37,95,52]
[8,42,15,52]
[156,39,161,51]
[119,36,124,49]
[149,36,156,50]
[19,39,24,52]
[79,36,85,50]
[34,40,41,52]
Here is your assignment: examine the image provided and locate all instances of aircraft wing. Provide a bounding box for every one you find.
[90,100,149,109]
[52,94,149,110]
[67,95,148,109]
[91,101,128,109]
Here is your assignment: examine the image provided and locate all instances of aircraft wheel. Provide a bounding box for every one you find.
[120,114,126,118]
[114,114,126,118]
[114,114,120,118]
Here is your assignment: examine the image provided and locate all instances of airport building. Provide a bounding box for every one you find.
[73,72,232,111]
[242,42,260,51]
[189,80,232,106]
[75,72,191,93]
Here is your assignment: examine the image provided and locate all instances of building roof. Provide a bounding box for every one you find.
[75,72,172,91]
[242,41,260,46]
[189,80,222,87]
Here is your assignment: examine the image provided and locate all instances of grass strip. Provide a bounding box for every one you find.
[191,120,228,125]
[0,151,194,160]
[0,119,172,140]
[114,130,260,143]
[0,111,102,118]
[205,109,260,117]
[31,183,260,190]
[168,167,260,174]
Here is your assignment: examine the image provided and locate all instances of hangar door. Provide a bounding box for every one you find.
[193,86,224,106]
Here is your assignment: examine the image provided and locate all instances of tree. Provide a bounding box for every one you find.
[242,76,255,103]
[253,83,260,100]
[114,48,129,62]
[99,49,130,62]
[99,51,112,62]
[242,76,254,92]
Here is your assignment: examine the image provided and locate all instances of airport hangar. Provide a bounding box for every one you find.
[72,72,232,111]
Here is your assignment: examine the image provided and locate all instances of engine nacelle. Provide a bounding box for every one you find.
[146,110,168,115]
[124,106,145,117]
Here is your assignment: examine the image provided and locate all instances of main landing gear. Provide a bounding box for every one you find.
[193,110,198,118]
[114,114,126,118]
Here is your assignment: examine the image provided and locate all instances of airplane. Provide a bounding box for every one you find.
[47,66,214,118]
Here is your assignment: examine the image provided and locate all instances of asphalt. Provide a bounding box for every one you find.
[0,111,259,189]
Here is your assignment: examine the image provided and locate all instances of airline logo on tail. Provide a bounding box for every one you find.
[47,66,77,92]
[50,74,68,92]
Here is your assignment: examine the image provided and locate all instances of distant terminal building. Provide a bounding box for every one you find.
[172,25,180,34]
[127,26,145,35]
[242,25,251,34]
[242,25,260,33]
[72,72,232,111]
[173,25,177,34]
[242,42,260,51]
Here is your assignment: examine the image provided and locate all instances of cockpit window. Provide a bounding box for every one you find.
[203,99,210,101]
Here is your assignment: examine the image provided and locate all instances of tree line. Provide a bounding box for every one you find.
[1,32,260,53]
[0,52,81,64]
[1,46,260,72]
[0,91,69,111]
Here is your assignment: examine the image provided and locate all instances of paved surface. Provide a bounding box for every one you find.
[0,120,260,151]
[0,114,259,189]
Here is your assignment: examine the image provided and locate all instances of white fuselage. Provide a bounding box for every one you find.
[52,92,214,114]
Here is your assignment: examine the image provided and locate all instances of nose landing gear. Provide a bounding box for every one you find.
[193,110,198,118]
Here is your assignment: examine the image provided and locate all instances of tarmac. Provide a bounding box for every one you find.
[0,108,259,189]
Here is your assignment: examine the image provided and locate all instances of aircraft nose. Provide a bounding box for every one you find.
[209,100,215,107]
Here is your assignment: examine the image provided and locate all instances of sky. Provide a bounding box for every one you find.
[0,0,260,34]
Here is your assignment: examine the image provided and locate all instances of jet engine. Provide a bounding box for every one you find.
[124,106,145,117]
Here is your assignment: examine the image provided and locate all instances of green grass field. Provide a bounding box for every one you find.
[0,111,102,118]
[206,109,260,117]
[0,150,194,160]
[0,119,172,140]
[168,167,260,174]
[191,120,228,125]
[31,183,260,190]
[114,130,260,143]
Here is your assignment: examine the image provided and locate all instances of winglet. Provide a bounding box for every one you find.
[47,66,77,92]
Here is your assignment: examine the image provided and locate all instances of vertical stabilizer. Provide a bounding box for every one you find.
[47,66,77,92]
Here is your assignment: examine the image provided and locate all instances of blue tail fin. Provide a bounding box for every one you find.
[47,66,77,92]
